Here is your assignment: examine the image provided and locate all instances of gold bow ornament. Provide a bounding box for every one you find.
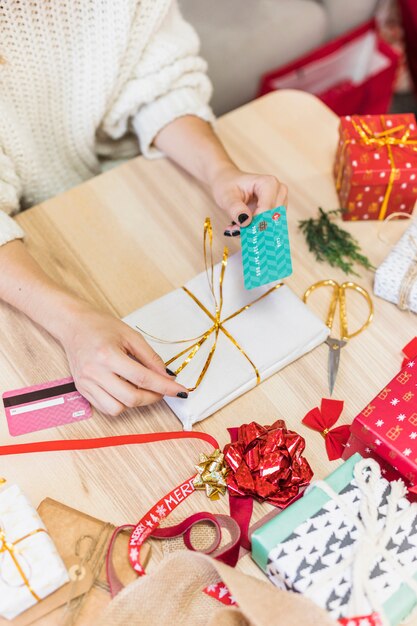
[335,114,417,221]
[137,218,283,392]
[193,449,229,500]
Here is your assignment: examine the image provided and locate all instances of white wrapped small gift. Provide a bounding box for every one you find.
[124,249,329,429]
[0,485,69,620]
[374,219,417,313]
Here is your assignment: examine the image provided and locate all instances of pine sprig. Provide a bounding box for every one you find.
[298,208,375,277]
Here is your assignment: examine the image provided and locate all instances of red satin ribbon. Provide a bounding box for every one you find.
[0,431,219,456]
[302,399,351,461]
[106,513,242,597]
[227,428,253,551]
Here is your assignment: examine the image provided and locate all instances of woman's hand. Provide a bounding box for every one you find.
[154,116,288,236]
[210,164,288,237]
[59,304,188,416]
[0,240,188,417]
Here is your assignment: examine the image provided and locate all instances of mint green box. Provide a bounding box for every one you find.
[251,453,417,626]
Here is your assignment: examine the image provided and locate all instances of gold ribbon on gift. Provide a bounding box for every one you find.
[0,527,47,602]
[137,218,284,392]
[336,116,417,221]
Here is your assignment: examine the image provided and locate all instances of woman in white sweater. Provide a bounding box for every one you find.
[0,0,287,416]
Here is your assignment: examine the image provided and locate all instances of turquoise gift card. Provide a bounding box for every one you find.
[240,206,293,290]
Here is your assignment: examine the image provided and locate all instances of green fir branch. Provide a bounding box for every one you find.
[298,208,375,277]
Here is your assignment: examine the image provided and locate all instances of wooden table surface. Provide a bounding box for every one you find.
[0,90,415,615]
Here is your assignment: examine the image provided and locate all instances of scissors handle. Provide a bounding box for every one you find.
[303,279,374,341]
[338,282,374,340]
[303,279,339,330]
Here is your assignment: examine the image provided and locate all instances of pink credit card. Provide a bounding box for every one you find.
[2,377,92,436]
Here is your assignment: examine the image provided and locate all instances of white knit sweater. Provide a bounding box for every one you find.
[0,0,214,246]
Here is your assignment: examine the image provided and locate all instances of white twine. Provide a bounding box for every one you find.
[375,214,417,312]
[305,459,417,626]
[377,212,413,245]
[397,233,417,311]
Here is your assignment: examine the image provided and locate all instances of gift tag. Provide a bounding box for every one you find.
[240,207,292,289]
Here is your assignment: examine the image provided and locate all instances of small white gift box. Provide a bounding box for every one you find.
[124,251,329,429]
[0,485,69,620]
[374,219,417,313]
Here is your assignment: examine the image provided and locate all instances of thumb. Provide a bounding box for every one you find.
[226,199,252,228]
[126,327,173,379]
[254,178,288,215]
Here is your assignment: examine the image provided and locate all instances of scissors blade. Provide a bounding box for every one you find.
[326,337,347,396]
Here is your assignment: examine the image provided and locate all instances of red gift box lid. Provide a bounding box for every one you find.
[337,113,417,185]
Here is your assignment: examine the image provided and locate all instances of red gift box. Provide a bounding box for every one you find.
[343,433,414,487]
[346,341,417,489]
[334,113,417,220]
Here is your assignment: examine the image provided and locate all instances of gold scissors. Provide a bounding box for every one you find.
[303,280,374,396]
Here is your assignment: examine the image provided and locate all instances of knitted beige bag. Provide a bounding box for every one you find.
[97,551,336,626]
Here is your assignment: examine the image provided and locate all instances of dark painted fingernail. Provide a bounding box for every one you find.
[166,368,176,376]
[231,230,240,237]
[224,230,232,237]
[231,221,237,225]
[177,391,188,399]
[238,213,249,224]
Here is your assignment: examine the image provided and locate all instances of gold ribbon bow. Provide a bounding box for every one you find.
[0,527,47,602]
[336,116,417,221]
[138,218,283,391]
[193,449,229,500]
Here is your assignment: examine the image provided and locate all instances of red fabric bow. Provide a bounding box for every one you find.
[302,399,350,461]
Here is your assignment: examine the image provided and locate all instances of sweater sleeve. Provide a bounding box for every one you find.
[101,0,214,158]
[0,148,24,246]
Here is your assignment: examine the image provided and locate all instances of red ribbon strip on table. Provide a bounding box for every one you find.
[0,432,218,456]
[302,399,351,461]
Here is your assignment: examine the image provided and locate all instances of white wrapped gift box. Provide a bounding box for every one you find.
[374,219,417,313]
[0,485,69,620]
[252,455,417,624]
[124,252,329,429]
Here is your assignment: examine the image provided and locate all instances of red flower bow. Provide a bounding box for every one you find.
[223,420,313,507]
[302,399,350,461]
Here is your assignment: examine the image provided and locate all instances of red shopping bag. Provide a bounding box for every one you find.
[258,20,399,116]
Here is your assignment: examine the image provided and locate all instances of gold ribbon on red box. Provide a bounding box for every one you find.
[336,115,417,220]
